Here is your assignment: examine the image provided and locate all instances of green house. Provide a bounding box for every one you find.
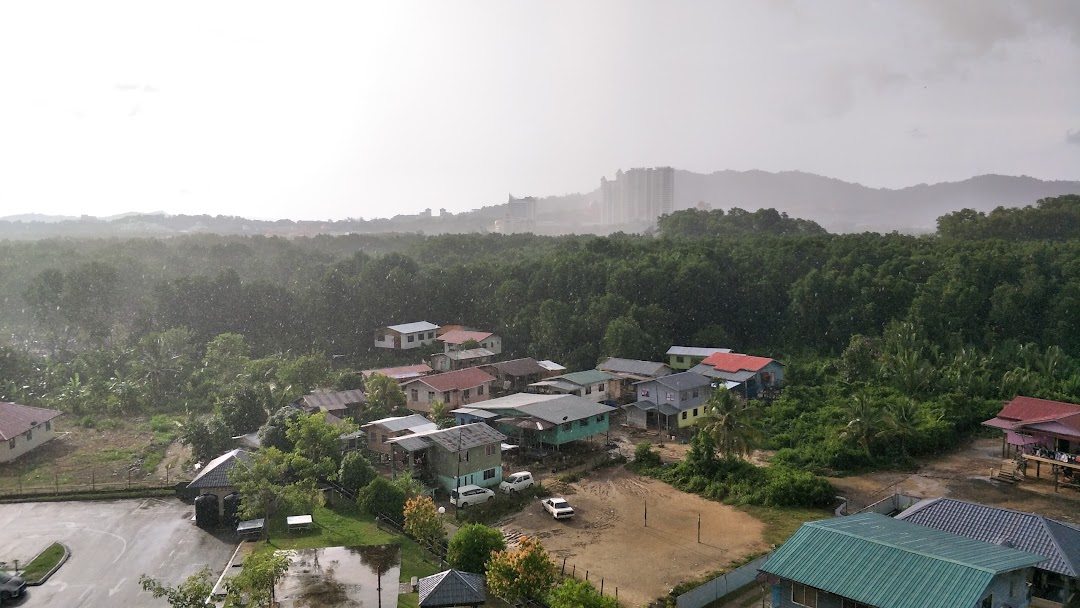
[463,393,613,449]
[666,346,731,371]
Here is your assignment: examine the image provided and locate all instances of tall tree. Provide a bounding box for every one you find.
[486,536,557,603]
[364,373,408,421]
[698,388,760,460]
[138,567,216,608]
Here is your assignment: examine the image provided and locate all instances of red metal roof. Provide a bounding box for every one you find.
[0,402,62,441]
[438,330,494,345]
[994,396,1080,423]
[699,352,775,373]
[412,368,496,392]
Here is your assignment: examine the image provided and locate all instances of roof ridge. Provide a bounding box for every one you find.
[1041,518,1080,577]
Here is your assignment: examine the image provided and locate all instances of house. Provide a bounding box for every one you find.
[690,352,784,399]
[418,569,486,608]
[0,402,62,463]
[374,321,440,350]
[666,346,731,371]
[401,368,496,413]
[528,370,617,403]
[360,414,438,457]
[896,497,1080,607]
[759,512,1046,608]
[186,449,251,515]
[460,392,612,449]
[450,407,501,427]
[386,423,506,492]
[299,389,367,421]
[632,371,713,430]
[361,363,434,383]
[481,357,553,395]
[437,329,502,355]
[596,357,673,401]
[983,396,1080,487]
[430,348,496,372]
[537,360,566,374]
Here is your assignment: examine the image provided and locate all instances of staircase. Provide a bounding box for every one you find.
[992,460,1024,484]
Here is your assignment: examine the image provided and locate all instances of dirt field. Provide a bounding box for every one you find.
[499,466,768,608]
[830,436,1080,525]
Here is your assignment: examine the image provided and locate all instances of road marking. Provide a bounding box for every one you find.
[79,587,93,602]
[109,577,127,596]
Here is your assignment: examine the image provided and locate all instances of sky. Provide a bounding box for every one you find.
[1,1,1078,221]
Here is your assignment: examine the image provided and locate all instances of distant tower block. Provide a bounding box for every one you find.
[600,167,674,226]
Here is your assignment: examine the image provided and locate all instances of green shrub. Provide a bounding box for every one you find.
[149,414,175,434]
[633,442,662,469]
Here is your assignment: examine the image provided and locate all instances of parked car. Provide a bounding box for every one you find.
[499,471,534,494]
[0,570,27,603]
[450,484,495,508]
[541,497,575,519]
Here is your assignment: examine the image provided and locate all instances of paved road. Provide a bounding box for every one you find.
[0,498,237,607]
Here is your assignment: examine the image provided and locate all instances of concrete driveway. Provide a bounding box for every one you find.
[0,498,237,607]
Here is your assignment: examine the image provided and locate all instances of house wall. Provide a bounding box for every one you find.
[669,354,709,371]
[366,427,415,456]
[575,382,612,403]
[635,380,712,428]
[0,421,57,463]
[399,330,437,350]
[538,412,611,446]
[770,570,1033,608]
[406,382,493,413]
[430,443,503,492]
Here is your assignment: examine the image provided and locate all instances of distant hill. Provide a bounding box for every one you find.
[1,171,1077,238]
[672,171,1080,233]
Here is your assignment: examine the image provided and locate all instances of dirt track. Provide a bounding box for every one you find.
[499,467,767,608]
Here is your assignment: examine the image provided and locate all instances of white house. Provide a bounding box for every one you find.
[374,322,441,350]
[0,402,63,463]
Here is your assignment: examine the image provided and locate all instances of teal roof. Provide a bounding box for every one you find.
[554,370,616,386]
[760,513,1046,608]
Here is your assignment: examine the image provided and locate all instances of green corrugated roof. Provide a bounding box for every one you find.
[760,513,1046,608]
[554,370,616,386]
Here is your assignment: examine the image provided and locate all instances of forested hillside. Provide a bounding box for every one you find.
[3,197,1080,473]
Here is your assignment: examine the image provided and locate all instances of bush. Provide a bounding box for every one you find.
[633,442,662,469]
[338,451,377,493]
[447,523,506,574]
[357,476,407,521]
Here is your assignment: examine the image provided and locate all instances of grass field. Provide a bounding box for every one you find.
[19,542,65,583]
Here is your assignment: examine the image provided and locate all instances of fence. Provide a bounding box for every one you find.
[557,556,619,602]
[675,553,772,608]
[853,492,922,516]
[0,470,188,498]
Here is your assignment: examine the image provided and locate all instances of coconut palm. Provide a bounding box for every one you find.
[838,394,880,456]
[698,388,760,461]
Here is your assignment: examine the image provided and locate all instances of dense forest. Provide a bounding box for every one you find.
[2,195,1080,474]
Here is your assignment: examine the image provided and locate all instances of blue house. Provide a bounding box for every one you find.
[455,392,612,450]
[760,512,1046,608]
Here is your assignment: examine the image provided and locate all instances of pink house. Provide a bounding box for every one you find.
[402,368,496,413]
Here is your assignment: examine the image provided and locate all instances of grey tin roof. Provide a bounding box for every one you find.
[188,449,250,489]
[388,423,506,453]
[364,414,436,433]
[418,569,486,607]
[489,357,547,377]
[597,357,671,378]
[480,394,611,425]
[896,497,1080,577]
[302,389,366,409]
[623,400,657,411]
[450,407,500,420]
[386,321,440,334]
[666,346,732,357]
[688,364,756,382]
[644,371,712,391]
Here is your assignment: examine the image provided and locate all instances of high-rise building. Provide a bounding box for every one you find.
[600,167,675,225]
[496,194,537,233]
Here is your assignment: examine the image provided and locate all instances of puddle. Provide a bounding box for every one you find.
[276,545,400,608]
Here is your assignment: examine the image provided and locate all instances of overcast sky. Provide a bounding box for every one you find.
[1,1,1078,220]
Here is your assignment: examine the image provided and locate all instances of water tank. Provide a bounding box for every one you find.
[222,493,242,528]
[194,493,219,529]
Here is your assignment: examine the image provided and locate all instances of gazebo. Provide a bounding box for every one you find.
[417,569,486,608]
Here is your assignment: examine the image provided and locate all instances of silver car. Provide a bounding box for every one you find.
[0,570,27,603]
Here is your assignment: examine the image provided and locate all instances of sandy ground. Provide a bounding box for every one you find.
[499,466,768,608]
[829,437,1080,525]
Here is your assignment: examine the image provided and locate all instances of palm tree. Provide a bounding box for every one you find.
[839,395,880,456]
[879,399,920,456]
[698,388,759,461]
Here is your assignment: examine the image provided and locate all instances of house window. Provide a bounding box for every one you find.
[478,385,484,395]
[579,419,588,427]
[980,595,992,608]
[483,468,495,480]
[693,408,699,417]
[562,422,572,431]
[459,451,469,462]
[45,420,51,431]
[368,431,376,442]
[681,411,687,420]
[444,392,451,402]
[585,385,592,395]
[596,414,604,423]
[680,390,689,400]
[486,444,497,456]
[411,389,419,400]
[25,429,32,441]
[7,438,14,449]
[692,387,699,398]
[463,388,471,400]
[791,583,818,607]
[407,335,415,343]
[381,434,387,444]
[428,332,434,339]
[841,600,872,608]
[428,391,435,401]
[598,383,605,392]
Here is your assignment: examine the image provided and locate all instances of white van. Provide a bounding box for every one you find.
[499,471,535,493]
[450,484,495,508]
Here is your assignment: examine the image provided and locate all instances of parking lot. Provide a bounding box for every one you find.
[0,498,236,607]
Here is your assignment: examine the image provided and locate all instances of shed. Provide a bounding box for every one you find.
[418,569,486,607]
